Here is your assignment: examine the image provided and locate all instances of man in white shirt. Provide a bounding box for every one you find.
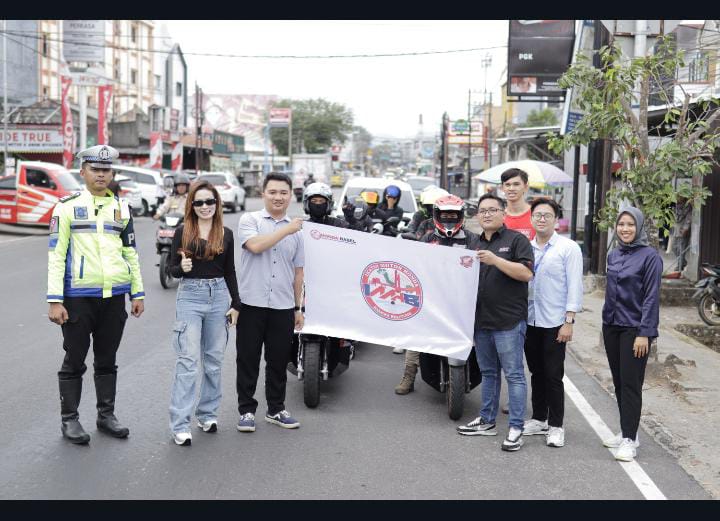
[523,198,583,448]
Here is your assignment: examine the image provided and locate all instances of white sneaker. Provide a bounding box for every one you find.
[501,427,524,452]
[392,346,406,354]
[197,419,218,433]
[614,438,637,461]
[172,431,192,446]
[546,427,565,447]
[522,419,549,436]
[603,432,640,449]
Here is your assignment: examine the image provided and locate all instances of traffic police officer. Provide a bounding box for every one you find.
[47,145,145,444]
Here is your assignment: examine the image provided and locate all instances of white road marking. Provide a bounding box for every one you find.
[563,375,667,500]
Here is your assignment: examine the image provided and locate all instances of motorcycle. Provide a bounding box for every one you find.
[398,229,482,419]
[693,263,720,326]
[371,216,408,237]
[288,332,355,408]
[155,212,183,289]
[420,350,482,420]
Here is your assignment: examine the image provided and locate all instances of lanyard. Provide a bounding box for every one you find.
[533,241,553,274]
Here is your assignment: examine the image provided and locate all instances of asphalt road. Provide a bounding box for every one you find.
[0,194,710,499]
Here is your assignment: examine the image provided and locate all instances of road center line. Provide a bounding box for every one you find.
[562,375,667,500]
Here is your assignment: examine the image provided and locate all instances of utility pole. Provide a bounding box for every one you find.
[2,19,9,175]
[481,53,493,170]
[440,112,449,190]
[288,114,293,174]
[466,89,472,199]
[194,83,204,175]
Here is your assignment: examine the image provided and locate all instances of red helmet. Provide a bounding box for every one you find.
[433,195,465,237]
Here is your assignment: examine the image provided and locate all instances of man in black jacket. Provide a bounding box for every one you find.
[373,184,404,223]
[303,182,348,228]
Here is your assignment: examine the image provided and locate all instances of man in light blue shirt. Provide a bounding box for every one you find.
[235,172,305,433]
[523,198,583,448]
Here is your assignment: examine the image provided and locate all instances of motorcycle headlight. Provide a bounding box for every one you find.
[165,216,180,227]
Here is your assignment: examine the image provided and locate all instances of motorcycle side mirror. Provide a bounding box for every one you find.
[386,216,401,225]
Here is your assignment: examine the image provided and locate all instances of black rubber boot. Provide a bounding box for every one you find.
[95,373,130,438]
[59,378,91,444]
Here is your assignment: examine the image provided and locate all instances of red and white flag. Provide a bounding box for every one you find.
[149,131,162,169]
[171,141,183,172]
[60,69,74,169]
[97,85,113,145]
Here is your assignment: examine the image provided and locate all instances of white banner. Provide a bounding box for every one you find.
[302,223,480,360]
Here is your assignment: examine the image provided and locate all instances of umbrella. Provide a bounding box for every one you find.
[473,160,573,189]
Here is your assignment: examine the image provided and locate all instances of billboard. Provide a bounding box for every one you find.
[507,20,575,98]
[269,108,292,127]
[62,20,105,63]
[447,119,484,146]
[1,126,64,153]
[212,130,245,155]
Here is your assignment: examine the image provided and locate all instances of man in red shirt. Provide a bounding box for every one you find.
[502,168,535,240]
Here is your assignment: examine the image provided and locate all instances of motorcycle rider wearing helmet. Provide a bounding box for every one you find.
[358,190,380,218]
[303,172,316,188]
[374,184,404,224]
[342,195,374,232]
[303,182,348,228]
[154,174,191,220]
[395,194,479,395]
[407,187,449,239]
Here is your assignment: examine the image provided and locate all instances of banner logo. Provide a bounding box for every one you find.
[360,261,423,321]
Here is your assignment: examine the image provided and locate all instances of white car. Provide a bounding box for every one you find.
[334,176,418,223]
[197,172,246,213]
[112,165,166,216]
[113,174,144,217]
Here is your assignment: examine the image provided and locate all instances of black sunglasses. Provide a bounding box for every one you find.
[192,198,217,208]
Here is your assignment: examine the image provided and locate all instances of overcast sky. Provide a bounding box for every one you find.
[160,20,509,138]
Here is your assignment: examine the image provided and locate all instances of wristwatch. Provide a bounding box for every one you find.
[294,306,305,312]
[565,317,575,324]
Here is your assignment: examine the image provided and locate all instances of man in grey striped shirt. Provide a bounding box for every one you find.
[235,172,305,433]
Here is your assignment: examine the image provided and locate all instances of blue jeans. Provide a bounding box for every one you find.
[169,278,230,434]
[474,320,527,430]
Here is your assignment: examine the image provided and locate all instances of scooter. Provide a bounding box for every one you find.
[288,332,355,408]
[155,212,183,289]
[693,263,720,326]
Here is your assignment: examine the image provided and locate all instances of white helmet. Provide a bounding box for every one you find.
[303,182,334,216]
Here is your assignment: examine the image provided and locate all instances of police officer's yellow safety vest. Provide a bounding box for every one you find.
[47,188,145,302]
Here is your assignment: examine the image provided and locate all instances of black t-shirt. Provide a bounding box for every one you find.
[169,225,241,310]
[475,225,534,331]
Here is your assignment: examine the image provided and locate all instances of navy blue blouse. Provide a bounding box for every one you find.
[602,245,663,337]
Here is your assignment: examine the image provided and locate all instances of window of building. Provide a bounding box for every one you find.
[131,25,137,44]
[42,86,49,98]
[155,75,162,90]
[42,33,49,57]
[114,59,121,80]
[175,82,182,97]
[148,71,153,90]
[131,69,137,85]
[114,20,121,38]
[688,52,709,83]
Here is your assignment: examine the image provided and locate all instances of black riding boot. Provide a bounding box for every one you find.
[59,378,91,444]
[95,373,130,438]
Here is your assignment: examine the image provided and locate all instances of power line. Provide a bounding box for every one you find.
[1,30,508,59]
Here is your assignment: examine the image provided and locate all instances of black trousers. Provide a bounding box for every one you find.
[235,304,295,416]
[58,295,128,380]
[524,325,566,427]
[602,324,650,440]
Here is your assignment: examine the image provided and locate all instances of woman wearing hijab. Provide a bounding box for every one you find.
[602,206,663,462]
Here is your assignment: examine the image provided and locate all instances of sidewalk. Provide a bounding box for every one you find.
[571,290,720,498]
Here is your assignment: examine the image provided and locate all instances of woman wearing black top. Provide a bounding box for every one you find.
[167,180,241,446]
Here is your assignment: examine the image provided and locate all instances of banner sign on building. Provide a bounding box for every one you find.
[62,20,105,63]
[61,72,74,167]
[149,132,162,169]
[0,126,64,153]
[268,108,292,128]
[171,141,183,172]
[97,85,112,145]
[448,119,485,146]
[212,130,245,155]
[507,20,575,98]
[301,223,480,359]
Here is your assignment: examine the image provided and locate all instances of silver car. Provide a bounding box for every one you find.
[114,174,144,217]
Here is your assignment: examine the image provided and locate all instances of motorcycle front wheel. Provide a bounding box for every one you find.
[698,293,720,326]
[447,365,466,420]
[303,341,321,408]
[159,251,179,289]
